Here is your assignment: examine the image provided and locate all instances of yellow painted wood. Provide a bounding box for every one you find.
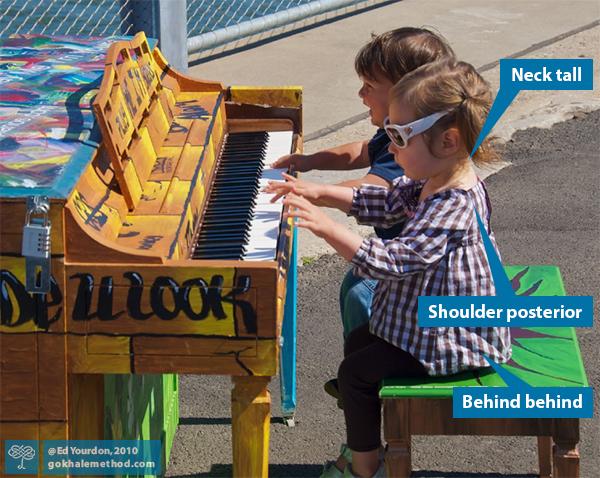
[150,146,181,181]
[67,336,131,374]
[129,126,158,188]
[161,177,191,214]
[68,374,104,439]
[244,339,278,377]
[229,86,302,108]
[231,376,271,478]
[70,189,122,240]
[135,180,170,215]
[122,159,143,209]
[87,336,130,355]
[115,214,180,255]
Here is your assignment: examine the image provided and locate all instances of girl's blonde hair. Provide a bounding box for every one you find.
[390,59,498,165]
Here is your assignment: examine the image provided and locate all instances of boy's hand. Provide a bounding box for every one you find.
[264,173,323,203]
[272,153,312,172]
[283,194,335,239]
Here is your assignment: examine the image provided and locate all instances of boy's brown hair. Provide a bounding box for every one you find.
[355,27,455,83]
[390,59,498,165]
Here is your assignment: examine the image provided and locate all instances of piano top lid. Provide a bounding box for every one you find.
[0,34,157,200]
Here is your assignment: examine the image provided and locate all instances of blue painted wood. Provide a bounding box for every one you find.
[279,228,298,417]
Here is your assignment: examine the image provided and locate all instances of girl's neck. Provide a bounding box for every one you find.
[419,158,478,201]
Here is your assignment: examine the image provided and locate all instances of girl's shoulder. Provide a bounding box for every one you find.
[421,179,487,205]
[413,181,489,228]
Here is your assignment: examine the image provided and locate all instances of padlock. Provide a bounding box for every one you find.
[21,196,51,293]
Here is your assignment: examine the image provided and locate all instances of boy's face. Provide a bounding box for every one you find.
[358,73,395,128]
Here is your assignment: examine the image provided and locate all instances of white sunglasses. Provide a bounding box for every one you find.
[384,111,451,148]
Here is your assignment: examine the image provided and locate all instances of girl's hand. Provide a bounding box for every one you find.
[263,173,324,204]
[283,194,335,239]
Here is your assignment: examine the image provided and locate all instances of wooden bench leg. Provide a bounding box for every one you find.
[383,399,412,478]
[552,419,580,478]
[537,436,552,478]
[231,376,271,478]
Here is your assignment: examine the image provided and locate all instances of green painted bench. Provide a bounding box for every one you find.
[380,265,588,478]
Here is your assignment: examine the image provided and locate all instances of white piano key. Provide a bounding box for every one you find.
[243,130,292,260]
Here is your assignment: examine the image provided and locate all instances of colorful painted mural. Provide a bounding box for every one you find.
[0,35,144,197]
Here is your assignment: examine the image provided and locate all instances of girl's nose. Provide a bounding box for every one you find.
[358,86,365,99]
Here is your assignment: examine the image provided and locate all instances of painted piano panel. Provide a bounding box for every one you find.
[1,32,302,477]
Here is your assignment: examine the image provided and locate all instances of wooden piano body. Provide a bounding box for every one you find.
[0,33,301,476]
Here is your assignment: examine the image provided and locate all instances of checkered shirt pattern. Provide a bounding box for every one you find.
[349,177,512,376]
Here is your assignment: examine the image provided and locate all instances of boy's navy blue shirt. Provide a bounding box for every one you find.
[366,128,404,239]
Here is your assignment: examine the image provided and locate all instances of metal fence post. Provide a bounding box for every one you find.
[130,0,188,71]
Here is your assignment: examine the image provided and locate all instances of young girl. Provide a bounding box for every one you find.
[265,59,512,478]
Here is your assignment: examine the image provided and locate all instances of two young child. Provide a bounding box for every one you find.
[268,29,512,478]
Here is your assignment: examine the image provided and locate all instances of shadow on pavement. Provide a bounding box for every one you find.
[167,463,323,477]
[166,465,537,477]
[178,416,290,426]
[413,472,537,477]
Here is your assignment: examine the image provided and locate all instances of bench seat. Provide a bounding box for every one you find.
[380,265,588,478]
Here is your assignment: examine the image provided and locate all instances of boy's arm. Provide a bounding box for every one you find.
[272,140,370,172]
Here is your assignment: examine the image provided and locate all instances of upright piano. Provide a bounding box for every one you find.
[0,33,301,477]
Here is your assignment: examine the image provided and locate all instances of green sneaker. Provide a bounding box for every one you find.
[320,461,344,478]
[343,460,386,477]
[339,443,352,462]
[319,444,353,478]
[324,378,344,410]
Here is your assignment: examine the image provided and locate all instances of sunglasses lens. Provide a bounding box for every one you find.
[386,127,406,148]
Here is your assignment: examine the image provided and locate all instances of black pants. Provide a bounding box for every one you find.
[338,323,428,452]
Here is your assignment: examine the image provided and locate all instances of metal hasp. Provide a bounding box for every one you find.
[21,195,51,293]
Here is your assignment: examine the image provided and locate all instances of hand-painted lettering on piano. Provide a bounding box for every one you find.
[69,272,257,332]
[139,235,163,250]
[71,190,108,231]
[151,156,173,174]
[0,270,63,330]
[176,100,210,120]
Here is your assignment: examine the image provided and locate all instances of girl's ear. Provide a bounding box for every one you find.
[438,127,461,156]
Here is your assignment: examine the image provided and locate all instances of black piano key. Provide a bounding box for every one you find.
[192,130,270,260]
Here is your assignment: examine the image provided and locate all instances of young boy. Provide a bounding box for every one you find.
[273,27,455,476]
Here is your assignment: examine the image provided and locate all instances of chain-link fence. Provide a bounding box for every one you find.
[187,0,392,61]
[1,0,393,66]
[187,0,317,37]
[0,0,135,37]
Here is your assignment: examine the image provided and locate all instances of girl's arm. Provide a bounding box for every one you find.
[283,194,362,261]
[352,194,473,280]
[265,174,354,211]
[349,176,420,228]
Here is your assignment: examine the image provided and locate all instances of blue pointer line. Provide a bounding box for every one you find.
[470,87,518,157]
[474,209,515,297]
[484,355,531,389]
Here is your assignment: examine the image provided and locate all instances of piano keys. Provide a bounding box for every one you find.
[0,32,301,477]
[193,130,293,260]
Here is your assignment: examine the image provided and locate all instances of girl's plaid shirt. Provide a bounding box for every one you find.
[349,177,511,376]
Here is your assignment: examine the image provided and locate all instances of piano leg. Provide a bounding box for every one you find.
[231,376,271,478]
